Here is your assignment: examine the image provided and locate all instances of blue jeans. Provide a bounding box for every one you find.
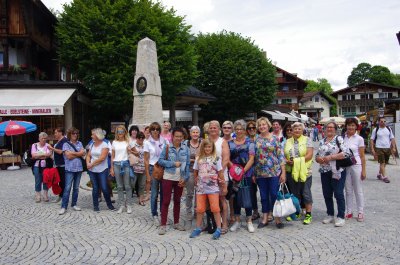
[321,170,346,219]
[33,167,48,192]
[150,165,163,217]
[89,169,113,210]
[113,161,133,206]
[233,177,253,217]
[256,177,280,213]
[62,171,82,209]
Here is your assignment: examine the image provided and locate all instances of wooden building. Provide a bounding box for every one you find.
[271,66,308,111]
[0,1,91,157]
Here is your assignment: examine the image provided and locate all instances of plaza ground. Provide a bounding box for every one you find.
[0,152,399,264]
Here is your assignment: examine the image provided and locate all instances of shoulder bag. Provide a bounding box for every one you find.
[335,137,356,169]
[152,144,169,181]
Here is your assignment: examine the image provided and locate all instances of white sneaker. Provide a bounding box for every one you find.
[322,215,334,224]
[72,206,81,211]
[230,221,241,232]
[153,216,160,226]
[335,218,345,227]
[117,206,125,214]
[127,206,132,214]
[58,208,66,215]
[247,222,255,233]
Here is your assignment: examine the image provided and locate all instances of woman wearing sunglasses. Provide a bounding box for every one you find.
[110,125,132,214]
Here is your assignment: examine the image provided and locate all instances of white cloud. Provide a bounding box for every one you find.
[42,0,400,90]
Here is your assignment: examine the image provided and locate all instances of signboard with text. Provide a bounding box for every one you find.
[0,107,63,116]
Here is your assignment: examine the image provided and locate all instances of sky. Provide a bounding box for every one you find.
[42,0,400,90]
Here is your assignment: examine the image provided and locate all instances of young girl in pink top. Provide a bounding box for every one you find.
[190,139,227,240]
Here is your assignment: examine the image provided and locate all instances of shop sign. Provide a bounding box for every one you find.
[0,107,63,116]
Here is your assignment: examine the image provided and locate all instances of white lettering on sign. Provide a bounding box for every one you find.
[0,107,64,116]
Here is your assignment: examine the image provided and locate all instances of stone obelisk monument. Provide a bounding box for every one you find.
[132,37,163,128]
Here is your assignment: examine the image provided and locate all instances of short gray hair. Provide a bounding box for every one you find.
[190,126,200,133]
[38,132,48,139]
[291,122,305,131]
[92,128,105,140]
[233,119,247,130]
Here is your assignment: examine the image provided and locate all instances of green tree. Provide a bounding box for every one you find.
[194,31,276,121]
[391,73,400,87]
[56,0,197,125]
[369,65,392,85]
[305,78,337,116]
[347,63,371,86]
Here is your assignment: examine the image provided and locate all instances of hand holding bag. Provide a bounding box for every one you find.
[152,145,169,181]
[273,183,297,218]
[66,141,87,172]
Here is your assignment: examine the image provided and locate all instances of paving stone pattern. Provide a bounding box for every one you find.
[0,153,399,264]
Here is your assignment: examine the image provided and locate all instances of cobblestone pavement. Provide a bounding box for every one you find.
[1,153,399,264]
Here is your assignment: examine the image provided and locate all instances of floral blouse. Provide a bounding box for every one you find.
[193,156,222,194]
[254,135,285,178]
[315,135,351,173]
[228,138,255,179]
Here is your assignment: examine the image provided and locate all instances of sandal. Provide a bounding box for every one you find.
[221,227,229,234]
[139,201,146,206]
[252,212,260,221]
[267,216,274,222]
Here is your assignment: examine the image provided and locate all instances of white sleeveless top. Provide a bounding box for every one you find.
[214,137,229,181]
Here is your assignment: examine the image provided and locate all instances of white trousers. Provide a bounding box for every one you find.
[345,164,364,214]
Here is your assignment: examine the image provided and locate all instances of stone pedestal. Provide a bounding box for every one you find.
[132,37,163,129]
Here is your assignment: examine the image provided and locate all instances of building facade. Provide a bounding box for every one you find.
[298,91,334,121]
[331,82,400,117]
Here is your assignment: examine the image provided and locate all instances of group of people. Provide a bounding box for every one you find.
[30,116,396,240]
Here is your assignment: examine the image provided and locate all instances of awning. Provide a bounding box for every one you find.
[0,89,75,116]
[163,110,192,122]
[275,111,300,122]
[260,110,286,120]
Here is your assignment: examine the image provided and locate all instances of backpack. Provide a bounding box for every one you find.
[24,144,37,167]
[373,126,392,145]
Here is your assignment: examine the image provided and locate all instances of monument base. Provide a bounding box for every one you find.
[132,94,163,128]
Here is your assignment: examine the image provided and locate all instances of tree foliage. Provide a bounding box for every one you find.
[56,0,197,124]
[347,62,398,87]
[305,78,337,116]
[194,31,276,121]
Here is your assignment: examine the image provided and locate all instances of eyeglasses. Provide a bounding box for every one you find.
[286,129,292,132]
[326,126,335,129]
[222,127,232,130]
[137,137,145,140]
[247,127,256,130]
[72,132,79,135]
[235,128,244,131]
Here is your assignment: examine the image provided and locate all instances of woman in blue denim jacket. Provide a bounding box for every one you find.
[157,127,190,235]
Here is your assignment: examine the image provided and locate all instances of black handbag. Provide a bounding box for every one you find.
[335,137,356,169]
[66,141,87,172]
[237,178,252,209]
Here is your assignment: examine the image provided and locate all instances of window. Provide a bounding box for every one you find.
[342,106,356,114]
[379,92,392,99]
[360,93,373,99]
[281,85,289,92]
[0,52,3,65]
[314,96,319,102]
[360,106,374,112]
[276,72,283,78]
[282,98,292,104]
[342,94,355,101]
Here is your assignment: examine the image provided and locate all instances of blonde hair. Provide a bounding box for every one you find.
[197,138,217,163]
[92,128,105,140]
[114,125,129,142]
[256,117,272,130]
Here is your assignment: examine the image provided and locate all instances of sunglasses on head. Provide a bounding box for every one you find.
[117,130,125,134]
